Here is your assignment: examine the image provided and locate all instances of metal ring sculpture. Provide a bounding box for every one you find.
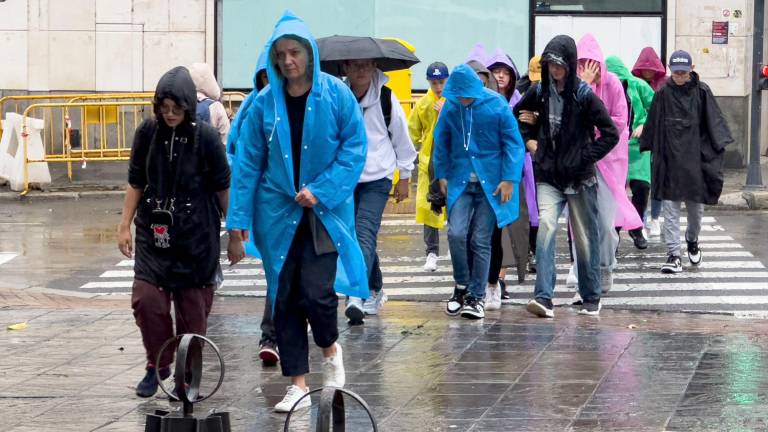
[155,333,225,413]
[283,387,378,432]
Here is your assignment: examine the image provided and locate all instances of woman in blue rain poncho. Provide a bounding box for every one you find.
[226,11,367,412]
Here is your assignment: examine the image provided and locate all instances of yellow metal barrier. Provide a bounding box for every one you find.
[20,101,153,195]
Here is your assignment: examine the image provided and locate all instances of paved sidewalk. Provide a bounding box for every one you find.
[3,292,768,431]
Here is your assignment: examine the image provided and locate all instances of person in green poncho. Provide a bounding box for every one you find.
[606,55,656,250]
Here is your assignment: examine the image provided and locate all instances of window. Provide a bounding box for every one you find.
[535,0,663,13]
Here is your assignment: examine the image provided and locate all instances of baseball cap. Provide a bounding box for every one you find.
[426,62,449,80]
[669,50,693,72]
[528,56,542,82]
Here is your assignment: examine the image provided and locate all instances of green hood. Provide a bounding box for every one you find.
[606,56,633,82]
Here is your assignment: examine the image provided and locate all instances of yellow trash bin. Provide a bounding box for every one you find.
[382,38,416,188]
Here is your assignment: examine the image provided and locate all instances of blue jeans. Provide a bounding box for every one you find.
[535,182,601,303]
[354,177,392,295]
[447,182,497,300]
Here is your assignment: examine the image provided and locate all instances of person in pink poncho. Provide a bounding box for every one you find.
[571,34,643,295]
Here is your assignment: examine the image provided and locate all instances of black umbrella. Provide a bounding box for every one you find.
[316,35,420,76]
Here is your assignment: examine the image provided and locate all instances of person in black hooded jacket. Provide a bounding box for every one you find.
[514,35,619,318]
[639,50,733,274]
[117,66,231,398]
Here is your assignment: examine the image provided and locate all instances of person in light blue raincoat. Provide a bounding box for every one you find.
[226,11,367,412]
[433,63,525,320]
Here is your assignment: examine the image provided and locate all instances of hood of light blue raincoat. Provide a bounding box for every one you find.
[227,50,269,157]
[253,50,268,91]
[442,64,496,102]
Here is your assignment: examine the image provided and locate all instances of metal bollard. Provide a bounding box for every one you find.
[283,387,378,432]
[144,333,230,432]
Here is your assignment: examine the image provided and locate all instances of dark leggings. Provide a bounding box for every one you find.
[529,226,538,254]
[488,226,503,285]
[629,180,650,233]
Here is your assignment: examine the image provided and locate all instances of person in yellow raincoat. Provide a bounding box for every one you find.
[408,62,449,272]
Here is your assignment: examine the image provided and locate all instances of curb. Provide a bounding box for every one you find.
[0,190,125,201]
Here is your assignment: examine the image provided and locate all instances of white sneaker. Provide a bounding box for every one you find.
[274,385,311,413]
[566,265,578,288]
[648,218,661,237]
[484,285,502,311]
[362,290,387,315]
[322,343,345,388]
[423,253,439,272]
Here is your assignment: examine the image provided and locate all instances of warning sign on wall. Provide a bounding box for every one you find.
[712,21,729,44]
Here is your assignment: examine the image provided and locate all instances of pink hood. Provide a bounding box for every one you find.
[576,34,642,230]
[631,47,666,91]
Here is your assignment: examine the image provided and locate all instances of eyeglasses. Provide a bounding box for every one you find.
[160,105,185,115]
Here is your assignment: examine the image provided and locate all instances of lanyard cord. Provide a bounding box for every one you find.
[460,106,473,151]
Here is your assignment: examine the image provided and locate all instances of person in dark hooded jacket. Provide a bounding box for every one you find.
[639,50,733,274]
[514,35,619,318]
[117,66,230,398]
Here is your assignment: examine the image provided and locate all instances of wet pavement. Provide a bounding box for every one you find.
[2,198,768,430]
[4,298,768,431]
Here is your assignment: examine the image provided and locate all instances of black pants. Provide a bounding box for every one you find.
[424,225,440,256]
[529,226,538,255]
[274,216,339,377]
[488,226,503,284]
[629,180,650,233]
[259,297,275,345]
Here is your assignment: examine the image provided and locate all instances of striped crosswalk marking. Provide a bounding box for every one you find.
[0,253,17,266]
[78,215,768,316]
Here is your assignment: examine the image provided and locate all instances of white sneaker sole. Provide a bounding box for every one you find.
[275,396,311,413]
[578,303,602,316]
[661,266,683,274]
[460,309,485,319]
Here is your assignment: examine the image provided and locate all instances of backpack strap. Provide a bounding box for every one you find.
[380,86,393,134]
[196,98,215,124]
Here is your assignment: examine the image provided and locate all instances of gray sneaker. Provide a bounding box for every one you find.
[362,290,387,315]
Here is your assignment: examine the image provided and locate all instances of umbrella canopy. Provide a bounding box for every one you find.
[316,35,419,76]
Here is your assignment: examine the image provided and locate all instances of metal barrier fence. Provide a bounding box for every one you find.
[20,101,153,194]
[1,90,421,194]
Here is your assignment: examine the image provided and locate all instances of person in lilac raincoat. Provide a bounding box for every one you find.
[570,34,643,297]
[483,48,538,310]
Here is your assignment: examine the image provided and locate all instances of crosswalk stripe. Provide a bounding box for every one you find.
[82,270,768,290]
[0,253,17,266]
[97,258,764,280]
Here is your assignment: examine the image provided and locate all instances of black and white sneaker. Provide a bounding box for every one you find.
[446,285,467,316]
[578,299,602,316]
[460,296,485,319]
[661,255,683,274]
[527,252,537,274]
[526,297,554,318]
[687,240,702,266]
